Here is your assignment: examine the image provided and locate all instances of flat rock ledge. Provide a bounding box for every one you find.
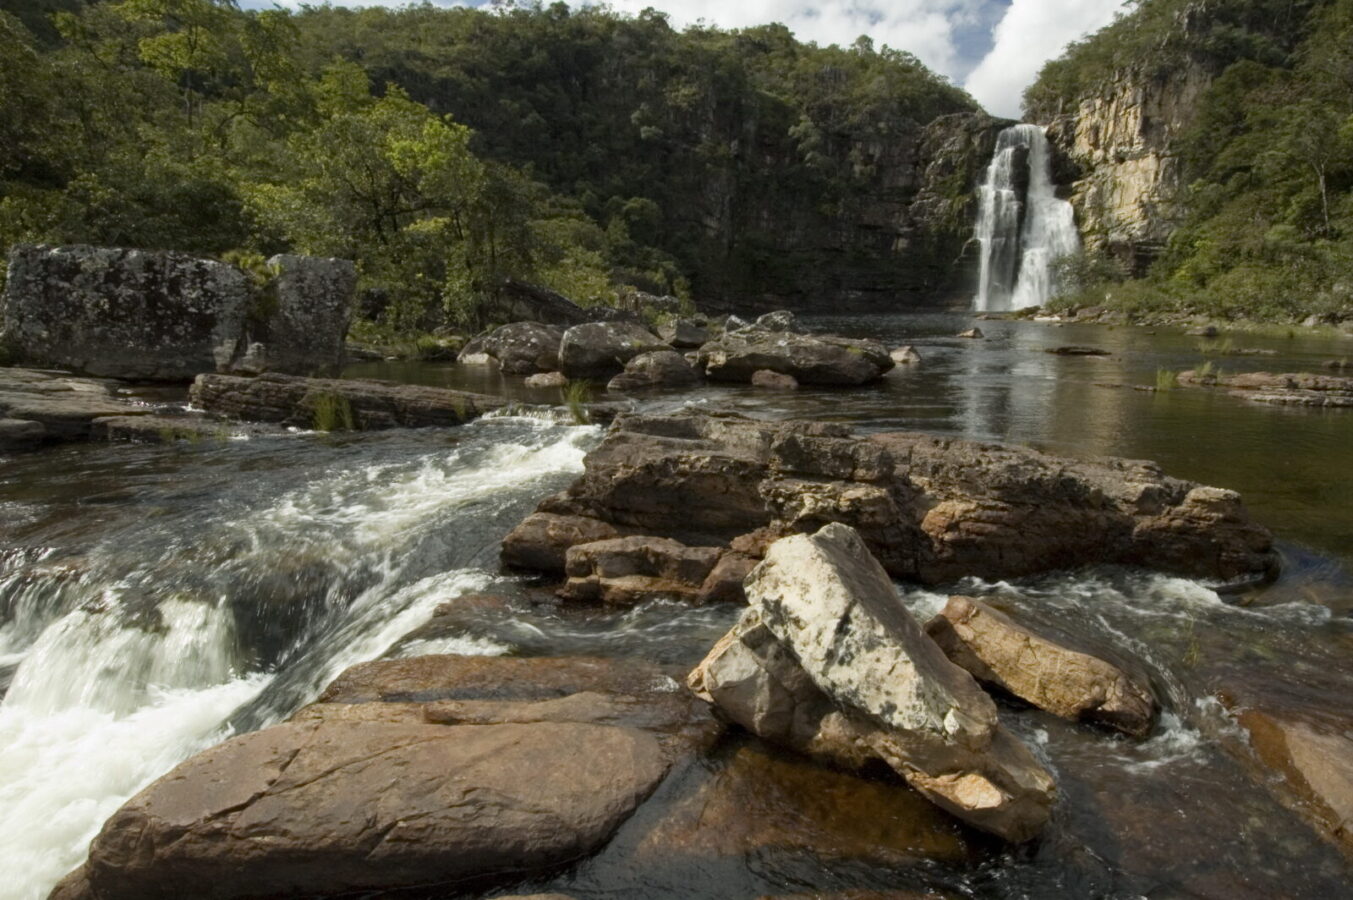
[1179,370,1353,407]
[54,655,719,900]
[191,372,508,430]
[501,412,1278,596]
[689,524,1057,841]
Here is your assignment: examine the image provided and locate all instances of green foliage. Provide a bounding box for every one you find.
[561,379,593,425]
[309,391,355,432]
[0,1,976,333]
[1034,0,1353,323]
[1155,368,1178,391]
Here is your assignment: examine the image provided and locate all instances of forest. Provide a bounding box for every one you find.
[0,0,975,335]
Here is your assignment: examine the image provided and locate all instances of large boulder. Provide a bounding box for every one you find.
[459,322,564,374]
[690,524,1056,841]
[657,318,711,348]
[481,279,591,326]
[558,322,671,379]
[2,245,251,381]
[190,372,505,430]
[697,331,893,385]
[77,718,667,900]
[606,350,700,392]
[255,254,355,376]
[502,412,1279,589]
[926,596,1156,737]
[1,245,354,381]
[65,655,719,900]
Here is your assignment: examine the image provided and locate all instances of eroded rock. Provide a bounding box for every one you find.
[558,321,671,379]
[698,332,893,385]
[459,322,563,374]
[926,596,1156,736]
[559,536,728,605]
[606,350,700,392]
[690,524,1057,841]
[503,412,1278,588]
[1179,370,1353,408]
[751,369,799,390]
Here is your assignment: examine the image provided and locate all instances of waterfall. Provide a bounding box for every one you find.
[974,124,1080,312]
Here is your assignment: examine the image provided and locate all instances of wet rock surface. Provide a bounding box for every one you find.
[191,372,506,430]
[0,367,153,444]
[503,411,1279,588]
[926,596,1156,736]
[559,535,736,606]
[698,331,894,385]
[66,654,720,900]
[690,524,1056,841]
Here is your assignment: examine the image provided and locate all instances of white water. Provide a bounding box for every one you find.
[974,123,1080,312]
[0,418,595,900]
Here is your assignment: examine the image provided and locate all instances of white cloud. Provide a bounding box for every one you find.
[962,0,1122,118]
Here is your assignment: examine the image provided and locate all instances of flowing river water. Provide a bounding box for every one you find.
[2,313,1352,899]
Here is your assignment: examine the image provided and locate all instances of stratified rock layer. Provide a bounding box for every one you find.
[503,412,1278,588]
[698,331,894,385]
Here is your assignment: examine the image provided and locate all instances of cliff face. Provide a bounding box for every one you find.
[711,111,1010,313]
[1031,63,1211,274]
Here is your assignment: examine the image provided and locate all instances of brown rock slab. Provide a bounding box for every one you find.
[926,595,1156,736]
[501,511,620,574]
[559,535,724,605]
[81,718,669,900]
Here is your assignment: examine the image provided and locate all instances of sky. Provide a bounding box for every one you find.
[237,0,1126,118]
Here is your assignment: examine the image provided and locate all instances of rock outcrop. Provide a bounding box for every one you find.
[61,654,718,900]
[698,332,894,385]
[1033,63,1212,273]
[481,279,592,327]
[689,524,1057,841]
[558,322,671,379]
[502,412,1278,589]
[458,322,564,374]
[557,535,752,605]
[191,372,506,430]
[926,596,1156,737]
[1,245,354,381]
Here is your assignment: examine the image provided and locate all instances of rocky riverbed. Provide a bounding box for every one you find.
[3,310,1353,900]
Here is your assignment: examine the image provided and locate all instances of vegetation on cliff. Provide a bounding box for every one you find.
[0,0,976,332]
[1028,0,1353,323]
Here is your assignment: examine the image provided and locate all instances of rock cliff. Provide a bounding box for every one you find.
[1030,64,1211,274]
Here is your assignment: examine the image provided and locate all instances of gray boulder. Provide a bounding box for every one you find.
[690,524,1057,841]
[606,350,700,392]
[257,254,355,376]
[559,322,671,379]
[656,318,711,349]
[698,332,893,385]
[1,245,355,381]
[459,322,563,374]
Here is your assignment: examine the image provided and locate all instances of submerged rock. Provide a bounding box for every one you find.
[1178,370,1353,408]
[459,322,563,374]
[606,350,700,392]
[525,371,569,389]
[957,328,984,339]
[698,331,893,385]
[890,345,922,365]
[190,372,505,430]
[690,524,1056,841]
[503,412,1279,588]
[558,321,671,379]
[926,596,1156,737]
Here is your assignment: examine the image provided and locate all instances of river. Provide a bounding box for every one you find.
[1,313,1351,899]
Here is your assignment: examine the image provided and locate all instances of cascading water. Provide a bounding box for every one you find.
[974,124,1080,312]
